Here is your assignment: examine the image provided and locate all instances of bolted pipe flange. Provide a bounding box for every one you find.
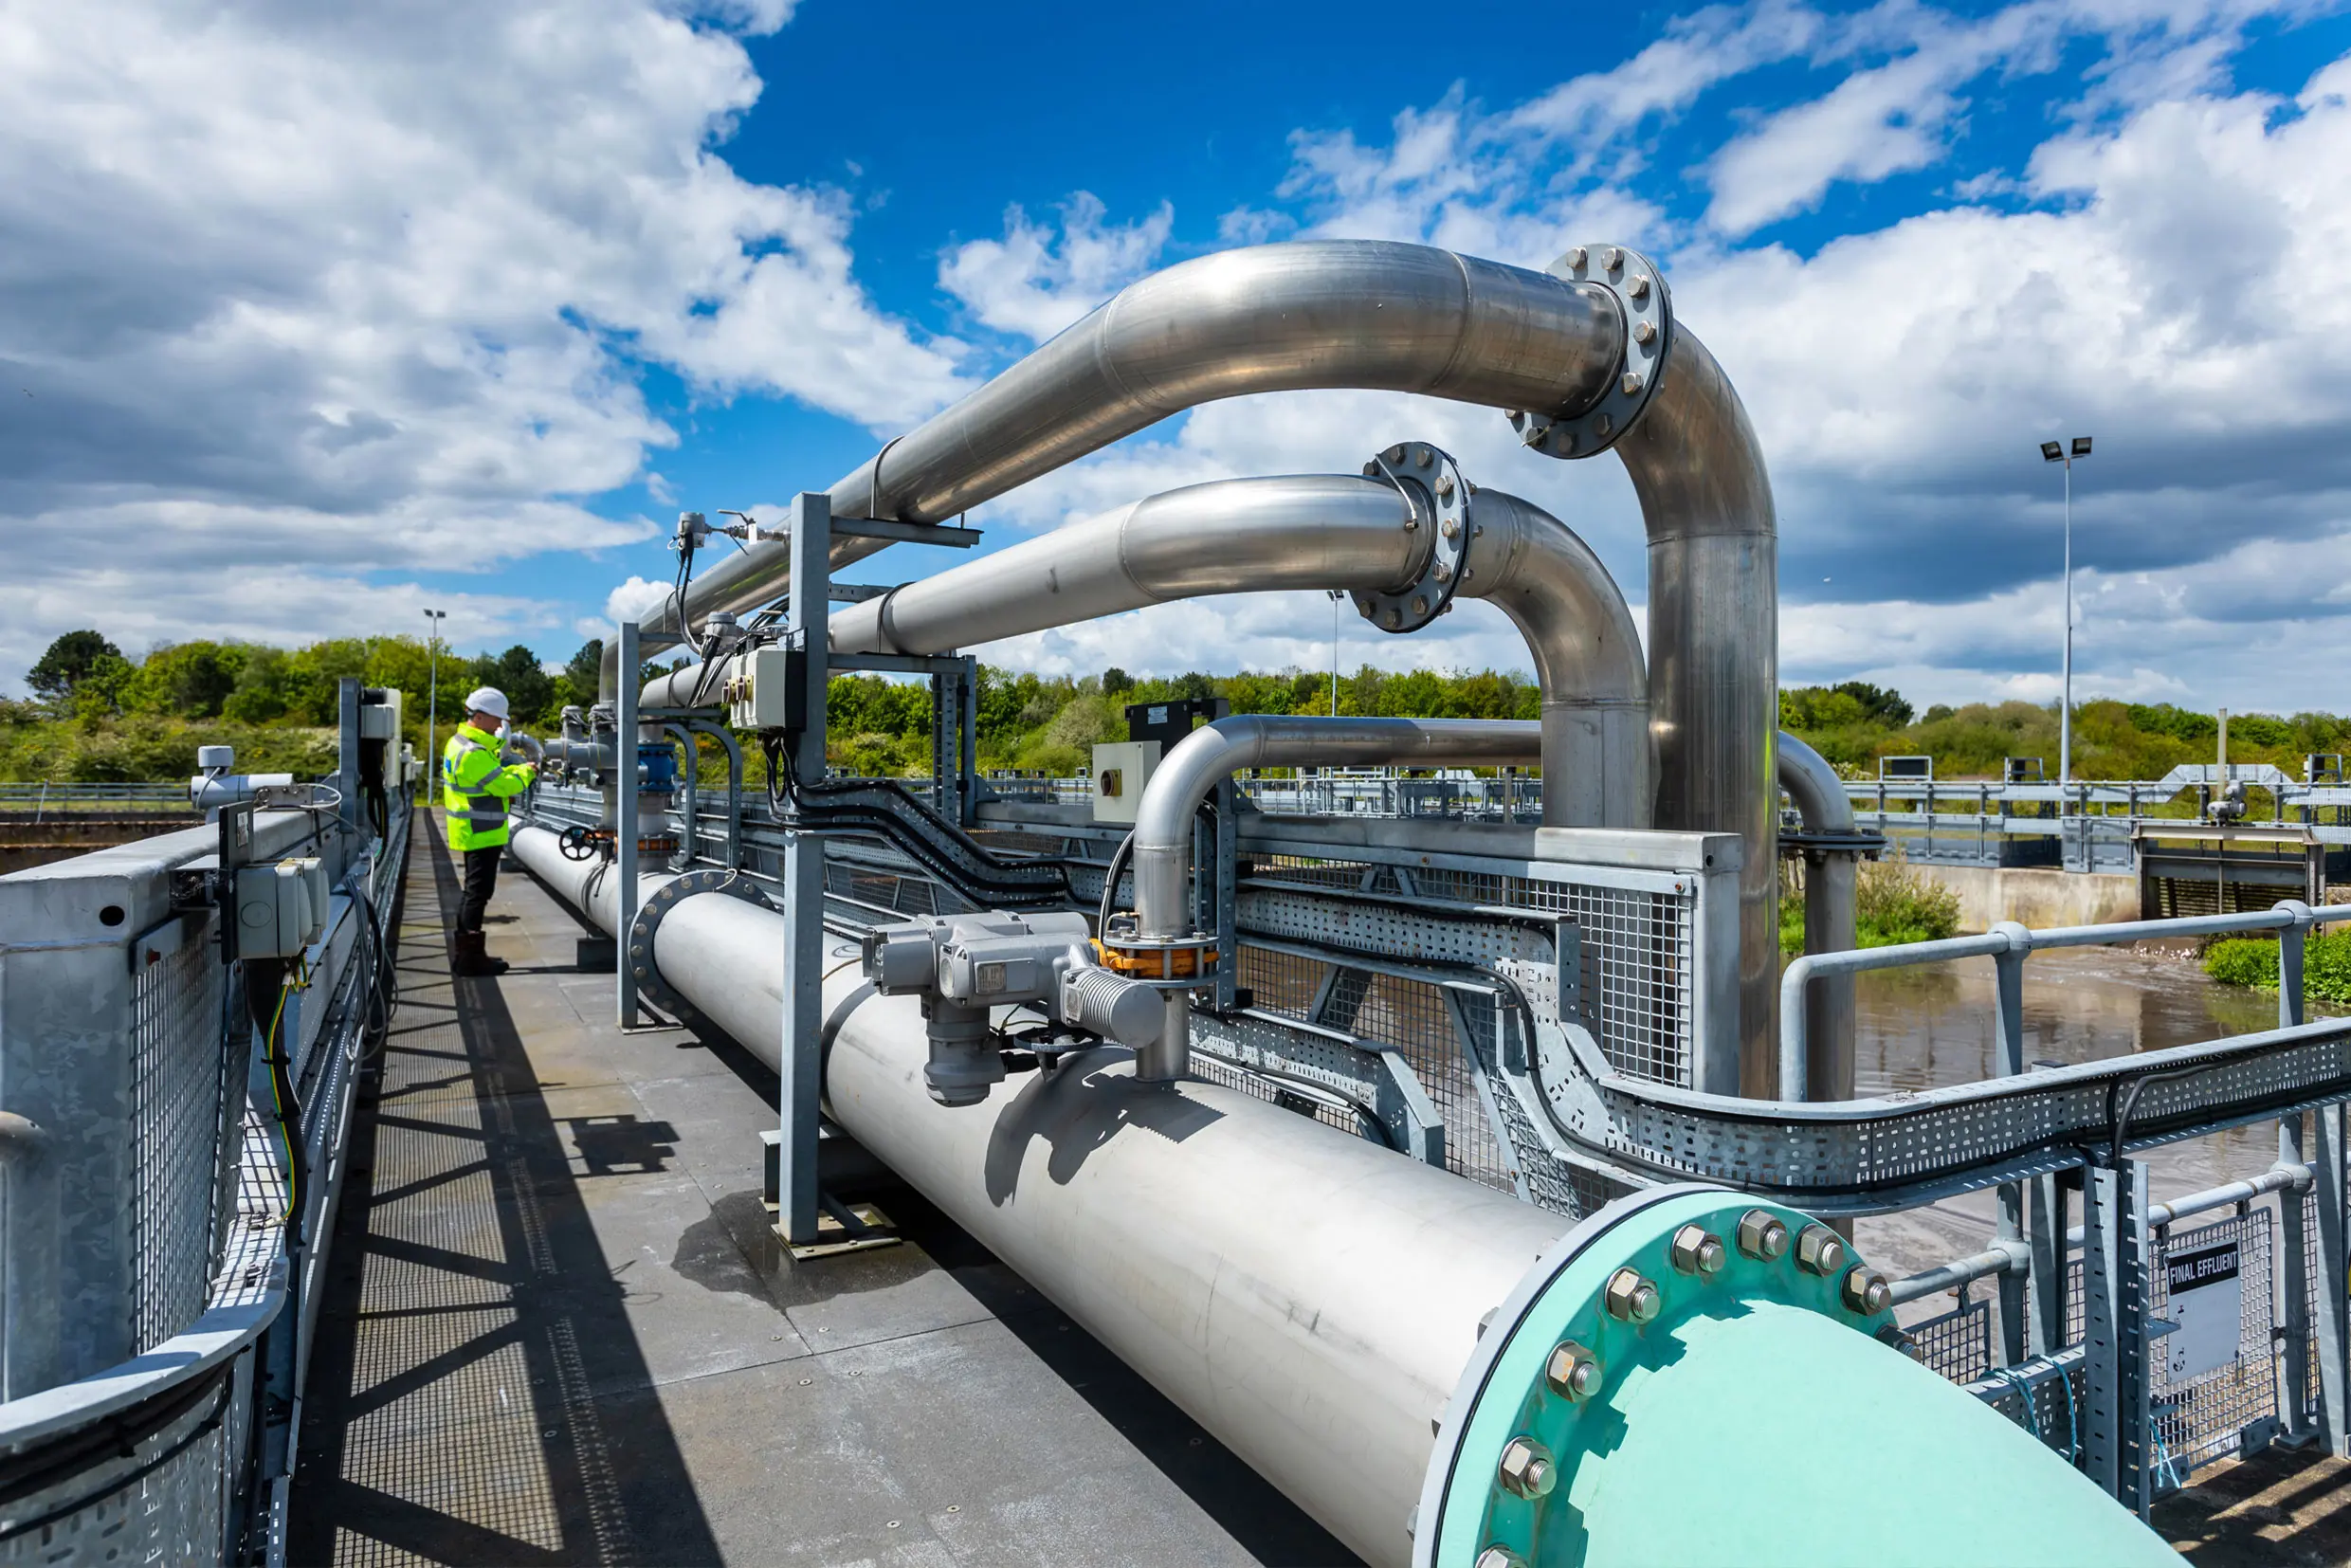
[628,868,775,1026]
[1414,1187,1903,1568]
[1506,244,1672,461]
[1355,441,1473,635]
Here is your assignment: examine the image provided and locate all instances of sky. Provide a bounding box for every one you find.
[5,0,2351,710]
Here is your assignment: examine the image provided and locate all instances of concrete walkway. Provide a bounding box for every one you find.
[285,827,1352,1566]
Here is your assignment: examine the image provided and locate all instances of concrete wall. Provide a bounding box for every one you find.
[1907,862,2140,932]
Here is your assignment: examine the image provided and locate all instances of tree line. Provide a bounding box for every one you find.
[10,627,2344,786]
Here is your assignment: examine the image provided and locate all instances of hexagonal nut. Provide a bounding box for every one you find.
[1498,1436,1557,1500]
[1604,1267,1661,1324]
[1736,1208,1789,1261]
[1669,1224,1726,1277]
[1474,1548,1528,1568]
[1841,1266,1892,1316]
[1795,1223,1848,1277]
[1543,1340,1600,1402]
[1876,1323,1923,1359]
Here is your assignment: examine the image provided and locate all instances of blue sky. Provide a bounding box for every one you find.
[7,0,2351,708]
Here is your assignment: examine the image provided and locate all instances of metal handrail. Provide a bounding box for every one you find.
[1779,901,2351,1102]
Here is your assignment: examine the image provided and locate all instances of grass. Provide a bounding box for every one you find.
[2205,928,2351,1005]
[1779,856,1964,955]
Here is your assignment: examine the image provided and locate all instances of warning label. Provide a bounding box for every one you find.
[2163,1239,2243,1382]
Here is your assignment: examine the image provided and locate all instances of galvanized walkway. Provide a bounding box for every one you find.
[285,827,1353,1566]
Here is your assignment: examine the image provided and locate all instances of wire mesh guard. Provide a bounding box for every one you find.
[129,920,229,1355]
[1907,1292,1996,1386]
[1248,856,1696,1088]
[2147,1211,2278,1483]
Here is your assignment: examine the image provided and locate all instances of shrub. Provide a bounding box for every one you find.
[2206,929,2351,1005]
[1779,857,1962,953]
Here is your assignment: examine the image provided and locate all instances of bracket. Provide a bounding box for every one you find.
[1508,244,1673,461]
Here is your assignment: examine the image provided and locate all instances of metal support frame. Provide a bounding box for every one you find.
[616,618,640,1029]
[336,678,362,840]
[693,720,743,868]
[2083,1158,2151,1515]
[778,492,831,1246]
[925,658,978,828]
[2313,1099,2350,1454]
[1991,924,2030,1366]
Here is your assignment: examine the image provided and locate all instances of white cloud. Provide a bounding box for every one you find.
[0,0,961,689]
[939,193,1176,342]
[605,575,674,625]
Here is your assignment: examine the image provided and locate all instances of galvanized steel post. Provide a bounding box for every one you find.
[777,492,831,1245]
[1990,921,2032,1367]
[2313,1098,2351,1454]
[2082,1158,2151,1515]
[615,618,640,1029]
[2279,898,2315,1440]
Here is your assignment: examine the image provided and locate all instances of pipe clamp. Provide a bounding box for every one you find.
[1356,442,1472,634]
[1509,245,1673,461]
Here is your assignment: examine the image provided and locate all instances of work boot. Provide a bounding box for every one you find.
[453,930,509,977]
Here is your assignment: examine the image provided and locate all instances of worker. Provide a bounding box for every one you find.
[442,686,538,975]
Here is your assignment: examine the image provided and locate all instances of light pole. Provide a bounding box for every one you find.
[2039,437,2092,810]
[423,608,447,794]
[1325,590,1343,716]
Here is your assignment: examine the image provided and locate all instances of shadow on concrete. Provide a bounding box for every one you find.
[287,831,723,1567]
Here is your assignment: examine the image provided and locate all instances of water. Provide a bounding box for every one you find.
[1845,945,2314,1282]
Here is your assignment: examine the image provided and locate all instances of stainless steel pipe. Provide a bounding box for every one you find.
[509,825,1566,1568]
[811,475,1648,829]
[1128,717,1541,1080]
[1616,335,1778,1090]
[609,235,1776,1082]
[600,239,1625,702]
[1777,731,1856,1102]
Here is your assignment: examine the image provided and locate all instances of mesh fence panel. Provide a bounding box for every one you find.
[1909,1295,1995,1385]
[2149,1211,2277,1481]
[129,923,227,1354]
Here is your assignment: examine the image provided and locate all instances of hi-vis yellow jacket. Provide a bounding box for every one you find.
[441,721,536,851]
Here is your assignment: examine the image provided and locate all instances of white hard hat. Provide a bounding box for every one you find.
[465,686,510,721]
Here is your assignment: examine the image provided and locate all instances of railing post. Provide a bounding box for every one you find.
[2083,1157,2150,1515]
[2314,1100,2350,1455]
[777,491,831,1247]
[615,618,640,1029]
[2281,1114,2314,1442]
[1991,922,2032,1366]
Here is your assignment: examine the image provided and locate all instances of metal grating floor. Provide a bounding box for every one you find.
[286,828,1353,1567]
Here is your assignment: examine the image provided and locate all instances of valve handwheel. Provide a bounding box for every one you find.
[556,825,599,862]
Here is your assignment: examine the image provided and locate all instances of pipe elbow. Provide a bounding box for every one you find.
[1777,732,1855,835]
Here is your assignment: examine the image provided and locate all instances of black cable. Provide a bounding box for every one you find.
[1098,831,1134,933]
[2105,1064,2205,1168]
[0,1371,232,1541]
[241,960,307,1243]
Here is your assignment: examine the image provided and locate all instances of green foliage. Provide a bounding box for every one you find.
[2206,929,2351,1004]
[1779,858,1963,954]
[27,629,123,704]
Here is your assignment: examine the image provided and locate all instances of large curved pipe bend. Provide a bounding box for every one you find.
[601,238,1628,702]
[1128,715,1544,1081]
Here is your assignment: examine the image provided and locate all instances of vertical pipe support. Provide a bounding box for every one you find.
[2279,900,2318,1438]
[336,678,363,844]
[2314,1099,2350,1455]
[665,723,697,870]
[1991,922,2032,1366]
[2083,1157,2151,1515]
[777,492,831,1245]
[615,619,640,1030]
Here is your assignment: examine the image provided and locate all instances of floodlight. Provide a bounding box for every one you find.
[2071,436,2092,457]
[2040,442,2063,462]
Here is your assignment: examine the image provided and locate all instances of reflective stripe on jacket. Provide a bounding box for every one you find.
[442,721,536,852]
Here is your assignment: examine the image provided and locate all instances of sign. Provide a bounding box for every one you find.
[2163,1239,2244,1381]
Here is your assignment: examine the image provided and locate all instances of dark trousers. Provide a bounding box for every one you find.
[459,846,501,933]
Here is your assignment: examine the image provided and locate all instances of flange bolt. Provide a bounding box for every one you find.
[1544,1340,1600,1401]
[1604,1267,1661,1324]
[1841,1266,1892,1315]
[1498,1437,1557,1500]
[1795,1224,1848,1277]
[1669,1224,1725,1276]
[1876,1323,1922,1358]
[1736,1209,1789,1261]
[1475,1548,1528,1568]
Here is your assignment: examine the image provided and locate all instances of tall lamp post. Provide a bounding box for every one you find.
[1325,590,1343,716]
[423,608,447,797]
[2038,437,2092,811]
